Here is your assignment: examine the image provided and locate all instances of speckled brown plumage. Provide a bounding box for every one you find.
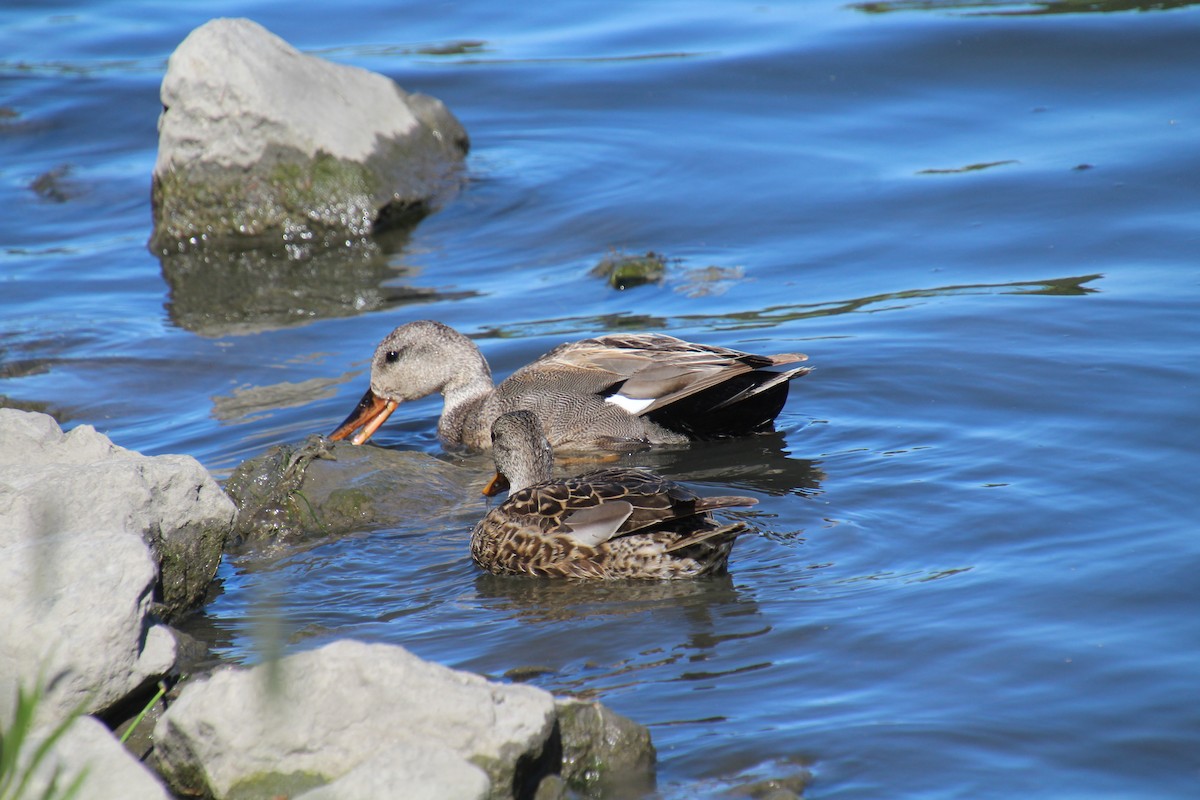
[329,320,812,452]
[471,411,757,579]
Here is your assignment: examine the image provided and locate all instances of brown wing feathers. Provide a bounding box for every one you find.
[536,335,810,432]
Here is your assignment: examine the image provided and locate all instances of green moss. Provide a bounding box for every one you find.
[321,488,374,526]
[150,148,381,252]
[153,520,227,620]
[589,250,669,290]
[556,701,655,794]
[226,770,328,800]
[269,152,378,217]
[155,755,212,799]
[466,753,508,800]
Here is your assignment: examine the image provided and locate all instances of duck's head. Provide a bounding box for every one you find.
[329,321,481,445]
[483,410,555,496]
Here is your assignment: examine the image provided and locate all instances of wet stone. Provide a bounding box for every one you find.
[556,700,656,796]
[589,250,670,290]
[504,665,559,683]
[224,436,479,550]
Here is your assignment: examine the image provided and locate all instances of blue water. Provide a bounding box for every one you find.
[3,1,1199,797]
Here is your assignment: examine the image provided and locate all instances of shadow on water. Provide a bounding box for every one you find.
[849,0,1200,15]
[157,226,476,337]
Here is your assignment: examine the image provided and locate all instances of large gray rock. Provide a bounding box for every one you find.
[151,17,468,250]
[295,746,489,800]
[0,409,235,618]
[0,528,176,724]
[153,639,556,800]
[8,715,171,800]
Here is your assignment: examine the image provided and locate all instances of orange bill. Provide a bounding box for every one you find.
[328,388,399,445]
[482,471,510,497]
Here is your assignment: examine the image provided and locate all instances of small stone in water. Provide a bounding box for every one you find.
[504,665,557,682]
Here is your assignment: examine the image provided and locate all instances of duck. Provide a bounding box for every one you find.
[471,410,757,579]
[328,320,811,452]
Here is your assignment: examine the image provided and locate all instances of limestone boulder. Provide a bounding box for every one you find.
[151,17,468,251]
[294,746,490,800]
[153,639,556,800]
[0,528,176,724]
[0,409,234,618]
[5,715,171,800]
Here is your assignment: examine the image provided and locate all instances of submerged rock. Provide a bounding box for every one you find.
[589,250,669,290]
[0,409,234,619]
[224,436,481,550]
[151,17,468,252]
[726,767,811,799]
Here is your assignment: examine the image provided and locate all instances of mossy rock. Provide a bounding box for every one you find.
[590,251,670,290]
[556,700,656,796]
[223,436,479,551]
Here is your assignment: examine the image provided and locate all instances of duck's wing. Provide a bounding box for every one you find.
[552,468,757,541]
[661,521,749,553]
[505,471,652,547]
[530,334,808,416]
[560,501,635,546]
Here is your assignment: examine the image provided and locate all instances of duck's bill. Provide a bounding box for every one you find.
[328,388,398,445]
[482,472,510,497]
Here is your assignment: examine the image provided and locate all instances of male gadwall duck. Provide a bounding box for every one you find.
[471,410,756,578]
[329,320,812,452]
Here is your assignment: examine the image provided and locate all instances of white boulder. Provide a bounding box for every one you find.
[154,639,556,799]
[151,17,468,249]
[0,409,234,618]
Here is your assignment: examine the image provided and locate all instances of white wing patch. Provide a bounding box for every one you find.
[604,394,655,414]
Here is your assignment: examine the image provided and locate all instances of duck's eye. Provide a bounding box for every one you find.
[385,350,401,363]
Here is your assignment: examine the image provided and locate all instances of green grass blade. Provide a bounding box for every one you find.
[1,681,91,800]
[118,682,168,745]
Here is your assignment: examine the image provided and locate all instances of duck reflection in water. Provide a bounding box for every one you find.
[471,572,775,701]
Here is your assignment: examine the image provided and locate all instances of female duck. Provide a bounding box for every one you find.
[471,410,757,579]
[329,320,811,452]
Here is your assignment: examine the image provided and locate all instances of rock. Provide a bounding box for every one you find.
[556,699,656,795]
[224,436,481,550]
[729,777,809,799]
[151,17,468,251]
[0,409,235,618]
[153,639,557,800]
[532,774,566,800]
[589,250,669,290]
[9,715,171,800]
[295,746,490,800]
[0,528,176,724]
